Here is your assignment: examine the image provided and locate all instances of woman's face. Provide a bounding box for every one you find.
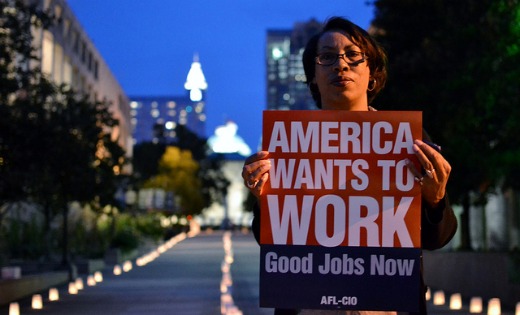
[313,30,371,111]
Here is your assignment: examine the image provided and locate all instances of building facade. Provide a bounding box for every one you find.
[129,56,207,145]
[33,0,133,156]
[266,19,321,111]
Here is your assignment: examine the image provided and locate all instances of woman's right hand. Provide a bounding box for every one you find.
[241,151,271,198]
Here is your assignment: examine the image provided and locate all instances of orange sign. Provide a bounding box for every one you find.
[261,110,422,248]
[259,110,423,311]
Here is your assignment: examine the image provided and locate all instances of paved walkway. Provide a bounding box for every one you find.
[2,231,274,315]
[1,231,515,315]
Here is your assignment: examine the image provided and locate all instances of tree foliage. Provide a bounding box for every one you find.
[0,0,127,262]
[132,141,166,184]
[133,125,231,217]
[371,0,520,248]
[143,146,205,215]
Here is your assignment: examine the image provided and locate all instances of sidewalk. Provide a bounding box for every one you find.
[1,231,514,315]
[2,232,227,315]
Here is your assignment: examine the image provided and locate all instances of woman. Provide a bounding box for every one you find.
[242,17,457,315]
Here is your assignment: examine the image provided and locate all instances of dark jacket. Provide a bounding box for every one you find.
[250,132,458,315]
[251,196,457,315]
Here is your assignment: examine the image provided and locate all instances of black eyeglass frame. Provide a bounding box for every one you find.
[315,51,368,67]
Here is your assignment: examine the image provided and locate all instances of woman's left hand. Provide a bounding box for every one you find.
[407,139,451,208]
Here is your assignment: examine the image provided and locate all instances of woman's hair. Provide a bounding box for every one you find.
[302,17,388,108]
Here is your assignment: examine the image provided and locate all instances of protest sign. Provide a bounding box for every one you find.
[259,110,422,312]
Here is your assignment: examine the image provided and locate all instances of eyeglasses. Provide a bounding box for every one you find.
[315,51,367,66]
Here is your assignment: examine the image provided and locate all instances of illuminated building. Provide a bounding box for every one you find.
[266,19,321,110]
[33,0,133,157]
[130,55,207,145]
[202,121,252,227]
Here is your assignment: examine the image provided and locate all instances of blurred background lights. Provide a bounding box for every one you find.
[487,298,501,315]
[123,260,133,272]
[31,294,43,309]
[75,277,84,290]
[470,297,483,313]
[208,121,251,156]
[433,290,445,305]
[87,275,96,286]
[449,293,462,310]
[68,282,78,294]
[9,302,19,315]
[94,271,103,282]
[48,287,59,301]
[184,55,207,102]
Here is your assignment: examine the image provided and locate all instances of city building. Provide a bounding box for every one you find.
[129,55,207,145]
[202,121,252,227]
[266,19,321,110]
[34,0,133,157]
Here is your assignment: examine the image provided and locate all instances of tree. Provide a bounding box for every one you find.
[371,0,520,249]
[0,0,53,204]
[133,125,231,218]
[1,0,127,264]
[143,146,205,215]
[132,141,166,184]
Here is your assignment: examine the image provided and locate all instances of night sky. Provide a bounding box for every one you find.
[67,0,374,151]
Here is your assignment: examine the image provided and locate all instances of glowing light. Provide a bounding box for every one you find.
[68,282,78,294]
[184,54,207,102]
[470,297,483,313]
[220,281,228,293]
[165,121,175,130]
[113,265,122,275]
[425,287,431,301]
[487,298,501,315]
[515,302,520,315]
[208,121,252,156]
[123,260,132,272]
[32,294,43,309]
[272,47,283,59]
[49,287,59,301]
[433,290,445,305]
[75,277,84,290]
[94,271,103,282]
[225,255,234,264]
[449,293,462,310]
[9,302,19,315]
[87,275,96,286]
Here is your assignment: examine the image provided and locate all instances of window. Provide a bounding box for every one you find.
[41,31,54,76]
[81,41,87,63]
[63,19,70,38]
[54,5,62,21]
[53,43,63,84]
[93,60,99,80]
[72,30,79,53]
[63,56,72,85]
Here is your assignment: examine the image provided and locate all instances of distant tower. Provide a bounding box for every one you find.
[129,54,208,145]
[184,53,208,102]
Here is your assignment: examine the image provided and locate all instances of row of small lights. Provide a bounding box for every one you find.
[428,289,520,315]
[7,231,195,315]
[220,231,243,315]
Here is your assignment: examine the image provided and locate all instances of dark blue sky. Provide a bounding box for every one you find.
[67,0,374,151]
